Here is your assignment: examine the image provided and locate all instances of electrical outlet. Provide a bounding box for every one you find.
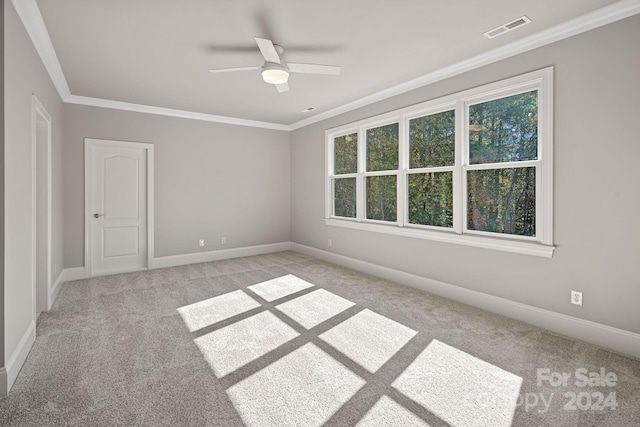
[571,290,583,306]
[221,237,227,245]
[328,239,332,247]
[199,239,205,247]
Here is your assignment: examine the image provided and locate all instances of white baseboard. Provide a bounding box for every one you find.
[63,266,86,282]
[0,321,36,396]
[48,270,64,310]
[0,368,6,397]
[290,243,640,360]
[150,242,292,269]
[57,241,640,359]
[62,242,292,280]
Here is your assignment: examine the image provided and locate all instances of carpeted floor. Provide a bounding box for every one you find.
[1,251,638,426]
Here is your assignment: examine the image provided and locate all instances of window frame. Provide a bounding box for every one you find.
[325,67,554,257]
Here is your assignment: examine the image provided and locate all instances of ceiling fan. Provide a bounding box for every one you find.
[208,37,341,93]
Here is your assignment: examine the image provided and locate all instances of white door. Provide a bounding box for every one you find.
[86,139,153,276]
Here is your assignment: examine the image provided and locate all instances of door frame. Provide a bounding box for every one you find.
[31,95,52,317]
[84,138,155,278]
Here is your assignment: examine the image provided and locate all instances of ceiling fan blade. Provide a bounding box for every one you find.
[287,63,341,75]
[255,37,281,64]
[275,82,289,93]
[208,66,261,74]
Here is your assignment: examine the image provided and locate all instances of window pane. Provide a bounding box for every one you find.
[333,178,357,218]
[408,172,453,227]
[334,133,358,174]
[469,91,538,164]
[366,123,399,171]
[366,175,397,222]
[409,110,455,168]
[467,167,536,236]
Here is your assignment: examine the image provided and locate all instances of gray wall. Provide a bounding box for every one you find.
[290,15,640,334]
[62,105,291,265]
[4,0,64,368]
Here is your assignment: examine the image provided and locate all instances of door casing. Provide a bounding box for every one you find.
[31,95,52,317]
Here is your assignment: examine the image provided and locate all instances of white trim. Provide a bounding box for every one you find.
[1,321,36,396]
[61,242,292,279]
[62,267,87,282]
[87,266,149,278]
[153,242,292,269]
[324,218,554,258]
[65,95,290,132]
[0,368,6,397]
[31,243,640,364]
[291,243,640,360]
[147,148,155,270]
[539,70,554,245]
[11,0,70,99]
[49,270,64,308]
[31,95,53,318]
[12,0,640,130]
[84,138,155,278]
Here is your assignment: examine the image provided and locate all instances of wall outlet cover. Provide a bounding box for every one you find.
[571,290,583,306]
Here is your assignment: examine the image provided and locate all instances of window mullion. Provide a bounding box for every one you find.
[397,118,407,227]
[466,160,540,171]
[408,165,456,174]
[540,74,553,245]
[325,132,332,219]
[454,100,465,234]
[356,127,365,222]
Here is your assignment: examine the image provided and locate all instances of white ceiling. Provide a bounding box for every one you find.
[17,0,640,129]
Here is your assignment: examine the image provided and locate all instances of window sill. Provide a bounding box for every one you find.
[325,218,555,258]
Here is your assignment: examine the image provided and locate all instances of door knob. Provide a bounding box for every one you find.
[93,213,104,218]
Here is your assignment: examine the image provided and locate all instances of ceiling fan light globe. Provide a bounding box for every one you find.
[262,68,289,84]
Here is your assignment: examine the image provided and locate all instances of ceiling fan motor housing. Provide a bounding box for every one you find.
[262,62,290,84]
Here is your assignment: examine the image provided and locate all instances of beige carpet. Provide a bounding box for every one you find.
[1,251,638,426]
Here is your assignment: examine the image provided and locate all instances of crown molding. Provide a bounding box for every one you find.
[65,95,291,131]
[13,0,640,132]
[11,0,71,99]
[11,0,290,132]
[288,0,640,130]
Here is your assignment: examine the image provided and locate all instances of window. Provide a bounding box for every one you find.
[332,133,358,218]
[326,68,554,257]
[466,90,539,238]
[408,109,455,228]
[365,123,399,222]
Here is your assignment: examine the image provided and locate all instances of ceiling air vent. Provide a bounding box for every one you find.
[483,16,531,39]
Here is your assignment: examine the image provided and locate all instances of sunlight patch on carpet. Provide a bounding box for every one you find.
[320,309,417,373]
[227,343,365,427]
[247,274,314,302]
[179,275,519,426]
[194,311,299,377]
[357,395,431,426]
[177,290,261,332]
[392,339,522,427]
[275,289,355,329]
